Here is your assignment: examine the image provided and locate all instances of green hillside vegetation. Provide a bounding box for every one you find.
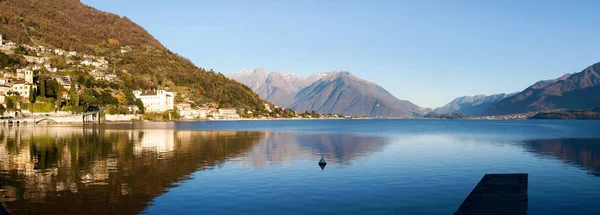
[0,0,265,109]
[529,109,600,120]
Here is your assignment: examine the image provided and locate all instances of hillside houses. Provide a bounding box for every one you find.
[23,56,48,64]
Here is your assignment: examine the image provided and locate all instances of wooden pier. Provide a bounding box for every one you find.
[455,174,528,215]
[0,202,8,215]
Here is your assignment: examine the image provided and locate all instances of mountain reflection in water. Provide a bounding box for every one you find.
[0,127,386,215]
[0,127,262,215]
[241,132,389,168]
[522,138,600,176]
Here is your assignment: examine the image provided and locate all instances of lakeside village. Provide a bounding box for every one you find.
[0,35,350,123]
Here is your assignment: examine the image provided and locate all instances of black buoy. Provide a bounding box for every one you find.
[319,155,327,165]
[318,155,327,171]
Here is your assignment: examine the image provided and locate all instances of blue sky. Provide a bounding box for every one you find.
[82,0,600,108]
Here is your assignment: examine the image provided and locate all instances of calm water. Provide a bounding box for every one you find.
[1,120,600,214]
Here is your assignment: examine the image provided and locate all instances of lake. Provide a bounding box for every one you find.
[1,119,600,214]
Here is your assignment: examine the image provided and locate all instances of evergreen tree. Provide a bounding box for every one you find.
[29,87,36,103]
[69,81,79,106]
[39,77,46,97]
[6,98,14,111]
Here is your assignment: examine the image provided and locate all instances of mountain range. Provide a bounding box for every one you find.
[228,69,429,117]
[438,61,600,116]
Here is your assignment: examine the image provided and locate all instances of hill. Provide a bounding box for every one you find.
[290,72,429,117]
[435,93,516,116]
[0,0,265,109]
[487,62,600,115]
[529,108,600,120]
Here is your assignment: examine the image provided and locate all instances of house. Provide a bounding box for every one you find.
[43,63,57,72]
[90,70,106,80]
[133,89,175,112]
[11,82,36,99]
[3,72,14,79]
[176,102,192,111]
[32,64,42,71]
[0,85,11,95]
[213,108,240,119]
[80,60,93,66]
[67,51,77,57]
[104,74,118,82]
[54,76,73,89]
[180,108,209,120]
[0,78,11,85]
[54,49,65,56]
[16,68,30,80]
[23,56,47,64]
[24,70,33,84]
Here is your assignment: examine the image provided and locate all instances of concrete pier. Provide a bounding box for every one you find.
[455,174,528,215]
[0,111,100,125]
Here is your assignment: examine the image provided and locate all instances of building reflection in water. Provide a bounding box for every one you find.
[521,138,600,176]
[0,127,389,214]
[0,127,262,215]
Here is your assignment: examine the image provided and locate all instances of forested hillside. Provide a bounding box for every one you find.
[0,0,264,109]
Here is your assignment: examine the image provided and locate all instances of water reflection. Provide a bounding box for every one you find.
[240,132,389,169]
[0,127,386,214]
[0,127,262,215]
[521,138,600,176]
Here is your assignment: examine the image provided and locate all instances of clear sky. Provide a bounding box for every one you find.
[82,0,600,108]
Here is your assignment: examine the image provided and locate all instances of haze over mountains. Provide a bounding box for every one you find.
[228,69,429,117]
[438,61,600,116]
[434,93,516,116]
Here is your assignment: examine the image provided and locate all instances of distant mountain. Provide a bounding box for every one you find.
[290,72,429,117]
[227,68,324,107]
[435,93,516,116]
[228,69,428,117]
[487,62,600,115]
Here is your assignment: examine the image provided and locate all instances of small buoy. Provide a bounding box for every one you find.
[318,155,327,165]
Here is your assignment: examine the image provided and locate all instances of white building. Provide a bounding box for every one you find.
[0,85,11,95]
[25,70,33,84]
[213,108,240,119]
[11,82,35,99]
[54,49,65,56]
[133,90,175,113]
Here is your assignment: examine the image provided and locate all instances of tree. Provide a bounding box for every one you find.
[39,77,46,97]
[116,91,127,106]
[99,90,118,106]
[108,38,120,47]
[311,110,321,118]
[0,104,5,116]
[29,87,36,103]
[69,81,79,106]
[135,98,145,114]
[6,98,14,111]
